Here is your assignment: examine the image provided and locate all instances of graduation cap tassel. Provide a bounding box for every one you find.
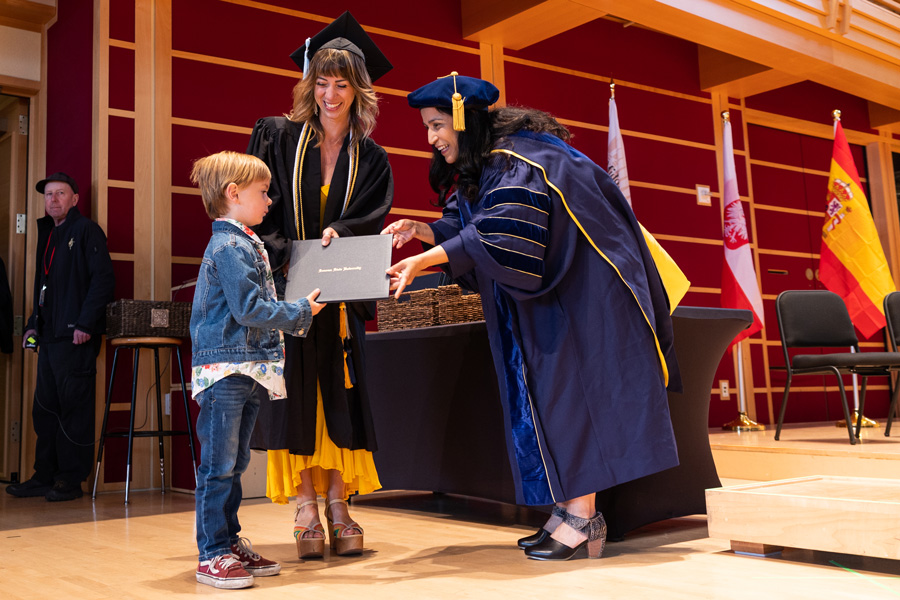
[302,37,311,79]
[339,302,355,389]
[450,72,465,131]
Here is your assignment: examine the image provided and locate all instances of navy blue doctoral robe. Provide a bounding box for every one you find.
[429,131,679,506]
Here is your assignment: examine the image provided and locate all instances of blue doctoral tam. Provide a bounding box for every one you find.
[408,74,499,111]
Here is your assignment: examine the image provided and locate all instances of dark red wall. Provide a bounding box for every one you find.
[46,0,93,213]
[44,2,893,484]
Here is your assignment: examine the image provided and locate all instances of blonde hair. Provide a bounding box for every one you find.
[288,48,379,144]
[190,151,271,219]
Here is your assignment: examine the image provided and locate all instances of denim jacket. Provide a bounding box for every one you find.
[191,220,312,366]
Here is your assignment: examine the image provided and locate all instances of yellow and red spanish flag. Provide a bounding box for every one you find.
[819,112,895,339]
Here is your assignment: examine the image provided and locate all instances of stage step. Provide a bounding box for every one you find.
[706,475,900,560]
[709,421,900,482]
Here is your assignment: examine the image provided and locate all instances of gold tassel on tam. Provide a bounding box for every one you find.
[339,302,354,389]
[452,94,465,131]
[436,71,466,130]
[450,71,466,131]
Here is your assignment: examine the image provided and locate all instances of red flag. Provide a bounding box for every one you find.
[721,114,764,344]
[820,116,895,339]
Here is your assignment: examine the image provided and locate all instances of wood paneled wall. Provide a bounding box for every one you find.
[61,0,900,488]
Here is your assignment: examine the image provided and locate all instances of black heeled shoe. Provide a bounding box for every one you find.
[517,505,567,549]
[524,511,607,561]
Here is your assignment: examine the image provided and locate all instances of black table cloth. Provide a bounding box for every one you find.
[366,306,753,538]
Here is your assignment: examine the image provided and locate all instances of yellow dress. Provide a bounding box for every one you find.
[265,184,382,504]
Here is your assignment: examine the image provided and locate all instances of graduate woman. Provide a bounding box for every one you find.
[247,12,393,558]
[382,74,680,561]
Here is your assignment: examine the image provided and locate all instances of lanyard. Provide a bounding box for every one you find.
[42,229,56,275]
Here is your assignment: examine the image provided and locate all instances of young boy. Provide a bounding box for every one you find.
[189,151,324,589]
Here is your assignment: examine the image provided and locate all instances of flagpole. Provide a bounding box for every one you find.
[828,110,878,429]
[835,347,877,428]
[719,110,764,432]
[722,340,765,431]
[608,81,632,207]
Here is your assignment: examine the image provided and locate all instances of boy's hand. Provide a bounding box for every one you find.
[306,288,326,315]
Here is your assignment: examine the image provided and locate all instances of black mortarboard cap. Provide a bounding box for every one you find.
[289,11,392,83]
[36,172,79,194]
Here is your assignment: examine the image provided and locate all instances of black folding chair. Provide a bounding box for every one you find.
[775,290,900,444]
[881,291,900,435]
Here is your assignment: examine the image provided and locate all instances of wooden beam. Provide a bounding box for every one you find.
[582,0,900,112]
[868,100,900,128]
[0,73,40,96]
[699,47,804,97]
[479,42,506,107]
[0,0,55,32]
[155,0,173,299]
[866,135,900,289]
[462,0,607,50]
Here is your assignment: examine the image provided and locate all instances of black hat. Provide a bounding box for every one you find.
[289,11,392,83]
[36,172,79,195]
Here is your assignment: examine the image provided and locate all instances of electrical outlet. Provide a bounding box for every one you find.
[719,380,730,400]
[164,393,171,416]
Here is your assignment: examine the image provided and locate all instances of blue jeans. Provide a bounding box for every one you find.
[195,375,264,561]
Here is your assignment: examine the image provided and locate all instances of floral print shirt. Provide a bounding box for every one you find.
[191,218,286,400]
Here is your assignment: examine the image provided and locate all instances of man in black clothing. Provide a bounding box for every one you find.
[6,172,115,502]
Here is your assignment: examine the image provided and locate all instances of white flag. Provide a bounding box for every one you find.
[608,94,631,206]
[721,116,764,344]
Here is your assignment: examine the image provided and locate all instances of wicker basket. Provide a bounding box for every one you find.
[436,285,484,325]
[106,299,192,339]
[376,288,439,331]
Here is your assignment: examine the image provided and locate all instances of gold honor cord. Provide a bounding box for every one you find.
[293,123,313,241]
[294,125,360,238]
[490,148,669,386]
[341,140,359,219]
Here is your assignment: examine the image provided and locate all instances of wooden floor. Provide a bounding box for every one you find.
[4,421,900,599]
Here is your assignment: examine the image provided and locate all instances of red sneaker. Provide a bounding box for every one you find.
[231,537,281,576]
[196,554,254,589]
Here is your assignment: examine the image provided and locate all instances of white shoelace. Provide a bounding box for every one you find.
[233,537,261,560]
[203,554,242,570]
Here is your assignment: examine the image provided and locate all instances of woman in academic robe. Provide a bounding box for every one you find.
[247,12,393,558]
[382,74,680,561]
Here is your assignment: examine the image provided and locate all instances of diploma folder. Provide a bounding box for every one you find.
[284,234,392,304]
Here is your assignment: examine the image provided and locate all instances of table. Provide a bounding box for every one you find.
[366,306,752,539]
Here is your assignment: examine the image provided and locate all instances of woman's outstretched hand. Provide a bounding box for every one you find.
[386,245,450,298]
[386,256,423,298]
[381,219,432,249]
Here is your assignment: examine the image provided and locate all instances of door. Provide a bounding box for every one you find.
[0,94,29,482]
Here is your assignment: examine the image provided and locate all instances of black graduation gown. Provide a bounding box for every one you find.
[246,116,393,454]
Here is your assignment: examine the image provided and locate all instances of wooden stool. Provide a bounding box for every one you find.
[92,336,198,504]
